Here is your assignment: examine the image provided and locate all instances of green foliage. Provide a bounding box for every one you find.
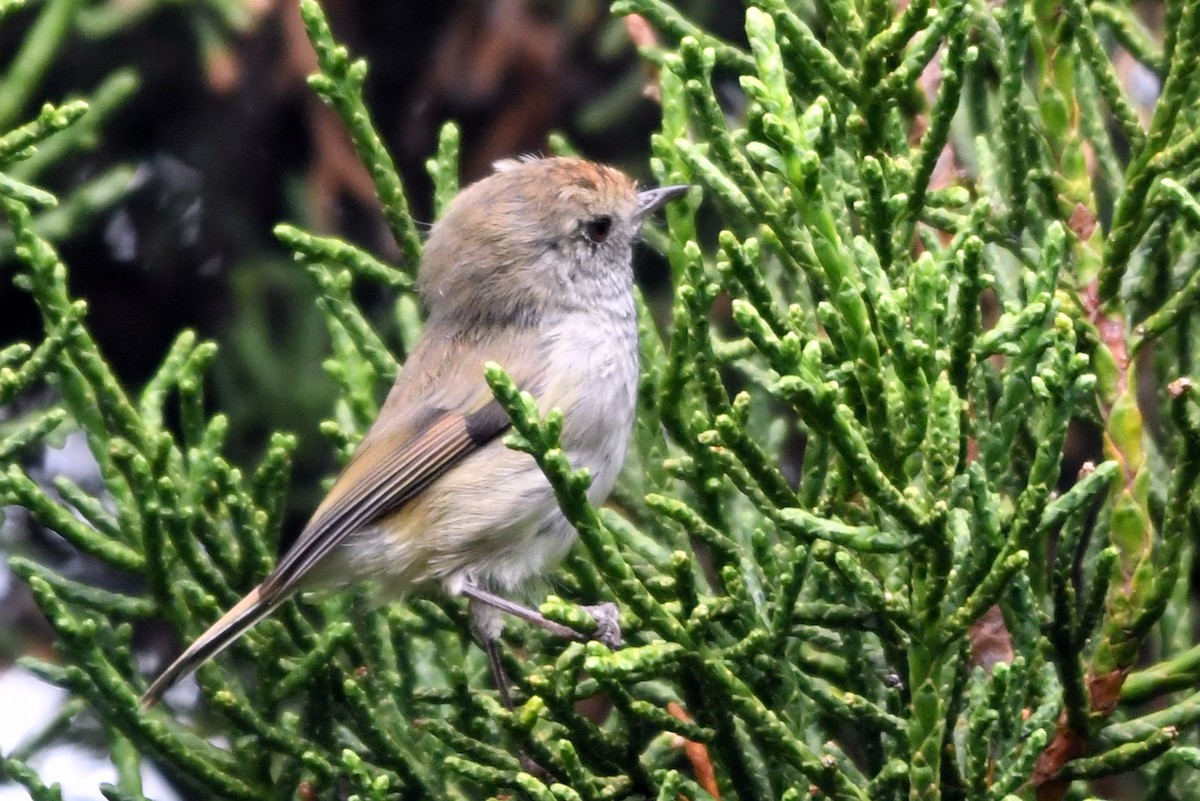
[4,0,1200,800]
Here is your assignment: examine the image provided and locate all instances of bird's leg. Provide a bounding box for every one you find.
[461,584,622,647]
[482,635,515,710]
[462,584,581,639]
[467,598,514,706]
[468,598,549,780]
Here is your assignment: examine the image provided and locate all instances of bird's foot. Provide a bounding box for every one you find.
[580,602,622,648]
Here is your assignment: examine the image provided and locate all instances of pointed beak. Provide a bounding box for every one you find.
[635,184,691,218]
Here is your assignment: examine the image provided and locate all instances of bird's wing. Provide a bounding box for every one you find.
[142,368,514,707]
[138,398,507,709]
[258,395,511,599]
[140,334,547,707]
[257,327,551,600]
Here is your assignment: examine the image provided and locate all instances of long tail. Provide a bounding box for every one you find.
[141,586,281,708]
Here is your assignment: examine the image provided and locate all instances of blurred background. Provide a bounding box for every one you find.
[0,1,748,796]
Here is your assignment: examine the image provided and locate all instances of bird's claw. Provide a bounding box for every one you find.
[581,602,622,648]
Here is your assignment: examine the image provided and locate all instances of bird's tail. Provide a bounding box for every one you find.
[141,586,280,708]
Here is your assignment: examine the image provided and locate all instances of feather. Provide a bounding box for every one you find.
[140,397,511,707]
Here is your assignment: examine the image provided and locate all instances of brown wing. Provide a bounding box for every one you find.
[141,401,511,707]
[261,319,550,601]
[258,399,511,599]
[141,331,547,706]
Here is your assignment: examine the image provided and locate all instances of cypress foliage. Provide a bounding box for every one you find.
[4,0,1200,799]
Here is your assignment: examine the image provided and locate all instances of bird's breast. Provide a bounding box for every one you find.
[537,308,639,502]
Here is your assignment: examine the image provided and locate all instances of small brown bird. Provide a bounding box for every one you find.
[142,157,689,707]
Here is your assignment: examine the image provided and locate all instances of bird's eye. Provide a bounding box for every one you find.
[584,216,613,243]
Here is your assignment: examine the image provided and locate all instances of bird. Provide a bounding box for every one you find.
[141,156,690,708]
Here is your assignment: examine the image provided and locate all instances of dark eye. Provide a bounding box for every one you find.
[584,216,612,243]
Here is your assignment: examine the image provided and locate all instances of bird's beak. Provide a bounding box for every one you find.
[635,185,691,218]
